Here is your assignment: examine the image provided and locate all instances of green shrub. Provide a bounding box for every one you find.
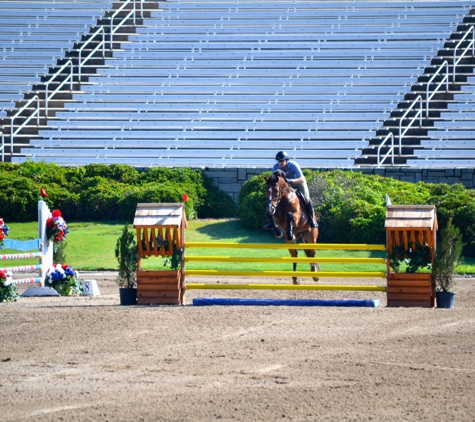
[198,177,236,218]
[83,163,140,184]
[118,182,191,221]
[78,177,127,220]
[236,173,269,230]
[0,174,39,221]
[237,169,475,257]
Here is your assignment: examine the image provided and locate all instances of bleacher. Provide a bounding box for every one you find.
[0,0,112,119]
[2,0,475,168]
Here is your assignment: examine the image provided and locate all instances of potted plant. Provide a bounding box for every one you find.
[115,223,138,305]
[432,218,464,309]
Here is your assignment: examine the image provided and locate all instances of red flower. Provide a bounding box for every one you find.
[40,187,49,197]
[52,210,62,217]
[62,264,69,270]
[46,217,54,228]
[183,192,189,202]
[0,233,4,240]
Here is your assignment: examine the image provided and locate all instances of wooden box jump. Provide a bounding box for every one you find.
[133,203,186,305]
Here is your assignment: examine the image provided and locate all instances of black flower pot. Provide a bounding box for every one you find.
[436,291,456,309]
[119,287,137,306]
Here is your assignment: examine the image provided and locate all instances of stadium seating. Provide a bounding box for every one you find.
[2,0,475,168]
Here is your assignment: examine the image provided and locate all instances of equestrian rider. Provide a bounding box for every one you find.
[265,151,318,229]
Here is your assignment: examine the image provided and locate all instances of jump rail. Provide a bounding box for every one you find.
[184,241,387,292]
[0,201,53,287]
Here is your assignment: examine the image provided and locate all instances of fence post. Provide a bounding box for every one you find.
[38,200,53,286]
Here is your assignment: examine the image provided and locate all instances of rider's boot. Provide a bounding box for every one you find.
[305,200,318,228]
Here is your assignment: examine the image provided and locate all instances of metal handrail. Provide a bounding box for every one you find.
[45,60,73,117]
[0,130,4,162]
[10,95,40,145]
[110,0,142,50]
[399,95,422,155]
[453,25,475,82]
[376,132,394,167]
[78,26,105,81]
[426,60,449,117]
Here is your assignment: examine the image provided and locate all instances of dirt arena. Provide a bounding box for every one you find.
[1,274,475,421]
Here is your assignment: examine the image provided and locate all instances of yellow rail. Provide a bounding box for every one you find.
[186,242,386,251]
[186,283,387,292]
[185,270,386,278]
[185,256,386,264]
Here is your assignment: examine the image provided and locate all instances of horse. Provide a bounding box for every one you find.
[265,170,320,284]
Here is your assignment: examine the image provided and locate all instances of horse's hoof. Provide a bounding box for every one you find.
[274,229,283,239]
[292,278,298,285]
[312,277,320,282]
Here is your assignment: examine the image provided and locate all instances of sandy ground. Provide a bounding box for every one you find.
[1,273,475,422]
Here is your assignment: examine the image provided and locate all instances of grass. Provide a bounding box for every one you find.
[2,219,475,274]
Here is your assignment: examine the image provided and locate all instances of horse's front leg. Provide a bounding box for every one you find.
[286,211,295,242]
[289,248,298,284]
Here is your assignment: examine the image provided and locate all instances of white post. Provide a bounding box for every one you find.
[38,200,53,286]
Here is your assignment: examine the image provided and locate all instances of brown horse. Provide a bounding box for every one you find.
[265,170,320,284]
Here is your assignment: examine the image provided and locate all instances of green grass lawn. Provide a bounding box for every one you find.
[2,219,474,274]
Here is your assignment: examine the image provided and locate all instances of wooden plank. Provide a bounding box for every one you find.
[387,299,433,308]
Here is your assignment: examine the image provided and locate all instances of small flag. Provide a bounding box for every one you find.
[40,187,49,197]
[183,193,189,202]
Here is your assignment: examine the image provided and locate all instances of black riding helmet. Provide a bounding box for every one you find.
[275,151,289,161]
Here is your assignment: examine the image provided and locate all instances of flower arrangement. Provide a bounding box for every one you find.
[0,217,9,249]
[45,264,82,296]
[0,269,18,302]
[46,210,69,253]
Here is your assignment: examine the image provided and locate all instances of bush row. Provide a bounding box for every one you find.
[0,162,236,222]
[237,169,475,257]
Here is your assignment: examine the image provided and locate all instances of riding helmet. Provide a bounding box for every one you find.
[275,151,289,161]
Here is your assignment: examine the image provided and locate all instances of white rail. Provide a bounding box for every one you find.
[453,25,475,82]
[426,60,449,117]
[110,0,142,50]
[399,95,422,155]
[0,130,4,162]
[377,132,395,167]
[78,26,105,81]
[10,95,40,145]
[45,60,73,117]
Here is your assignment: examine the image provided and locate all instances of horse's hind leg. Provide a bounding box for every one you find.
[289,248,298,284]
[304,247,320,282]
[286,212,295,242]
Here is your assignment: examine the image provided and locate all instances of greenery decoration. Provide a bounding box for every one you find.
[45,264,82,296]
[388,242,432,274]
[115,223,138,288]
[46,209,69,253]
[433,218,464,292]
[0,269,19,302]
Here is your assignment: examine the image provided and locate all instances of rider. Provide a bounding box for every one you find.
[265,151,318,229]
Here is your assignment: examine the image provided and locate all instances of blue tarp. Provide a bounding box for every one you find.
[193,298,381,307]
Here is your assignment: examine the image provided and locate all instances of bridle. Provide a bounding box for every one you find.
[267,177,290,215]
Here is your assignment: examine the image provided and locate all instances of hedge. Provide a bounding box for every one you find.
[236,169,475,257]
[0,162,236,222]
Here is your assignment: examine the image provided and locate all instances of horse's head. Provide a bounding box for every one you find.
[265,170,290,215]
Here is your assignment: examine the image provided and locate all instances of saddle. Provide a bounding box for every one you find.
[294,188,307,210]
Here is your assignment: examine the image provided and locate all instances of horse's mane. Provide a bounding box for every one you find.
[267,169,287,184]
